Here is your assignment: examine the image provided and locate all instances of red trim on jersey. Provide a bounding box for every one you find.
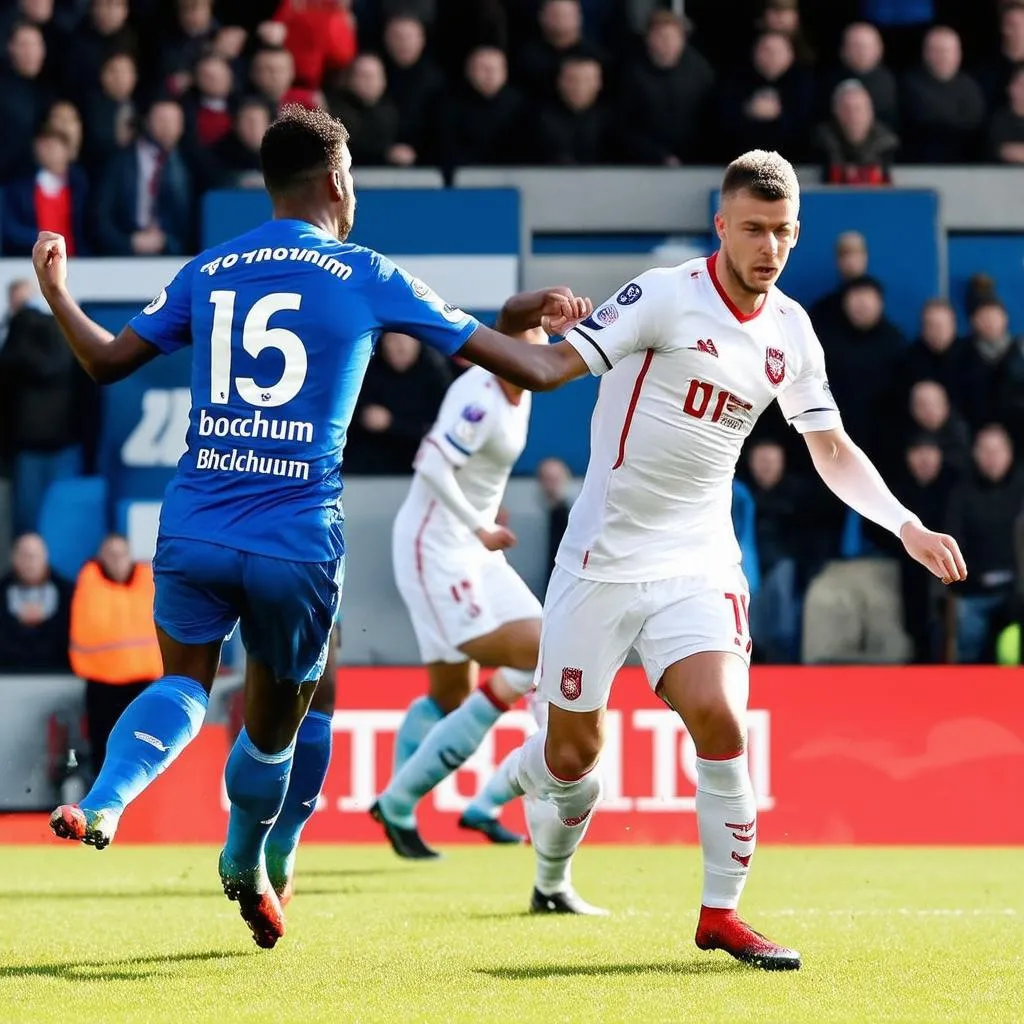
[479,679,511,712]
[414,500,450,643]
[612,349,654,470]
[582,550,590,569]
[707,252,767,324]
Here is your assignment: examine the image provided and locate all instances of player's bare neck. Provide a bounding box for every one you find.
[272,202,338,239]
[714,254,766,316]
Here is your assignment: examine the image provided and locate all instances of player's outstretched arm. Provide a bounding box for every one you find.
[460,288,593,392]
[804,426,968,585]
[32,232,159,383]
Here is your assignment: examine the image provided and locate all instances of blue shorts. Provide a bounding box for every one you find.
[153,536,344,684]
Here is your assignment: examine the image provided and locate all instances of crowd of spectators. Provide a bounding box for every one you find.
[5,1,1024,253]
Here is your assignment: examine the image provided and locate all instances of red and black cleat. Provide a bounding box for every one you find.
[49,805,116,850]
[219,852,286,950]
[695,906,801,971]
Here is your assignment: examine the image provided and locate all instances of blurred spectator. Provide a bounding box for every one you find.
[892,437,956,662]
[988,66,1024,163]
[861,0,935,70]
[536,456,572,580]
[947,424,1024,662]
[0,22,54,182]
[196,96,269,190]
[82,51,136,178]
[381,13,445,165]
[717,30,814,160]
[1,128,88,257]
[45,100,83,162]
[906,380,971,473]
[614,10,715,166]
[59,0,137,100]
[326,53,402,167]
[818,275,907,467]
[69,534,161,776]
[814,79,899,184]
[181,52,235,151]
[157,0,219,96]
[823,22,899,130]
[438,46,526,172]
[976,2,1024,109]
[0,0,60,72]
[990,325,1024,451]
[745,440,813,663]
[809,230,868,333]
[902,298,972,404]
[0,534,72,672]
[93,99,193,256]
[271,0,357,90]
[536,56,608,164]
[248,44,321,112]
[900,25,985,162]
[962,297,1020,429]
[516,0,605,103]
[760,0,815,66]
[0,285,91,535]
[344,333,452,474]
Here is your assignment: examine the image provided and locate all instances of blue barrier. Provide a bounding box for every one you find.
[947,234,1024,334]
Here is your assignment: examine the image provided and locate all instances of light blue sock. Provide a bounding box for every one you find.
[392,695,445,774]
[380,689,503,829]
[223,728,295,872]
[464,757,523,822]
[265,711,332,876]
[83,675,209,815]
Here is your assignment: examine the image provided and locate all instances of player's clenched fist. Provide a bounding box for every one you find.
[900,522,968,585]
[32,231,68,294]
[540,289,592,336]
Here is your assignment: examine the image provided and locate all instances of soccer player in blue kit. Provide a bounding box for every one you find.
[33,104,592,949]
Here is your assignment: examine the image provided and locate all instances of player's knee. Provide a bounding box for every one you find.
[544,732,601,781]
[685,696,746,756]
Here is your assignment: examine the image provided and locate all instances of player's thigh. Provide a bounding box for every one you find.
[636,568,751,756]
[458,558,542,669]
[308,623,339,717]
[426,659,478,713]
[152,536,242,689]
[238,552,342,686]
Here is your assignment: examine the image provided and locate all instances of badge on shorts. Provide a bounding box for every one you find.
[560,666,583,701]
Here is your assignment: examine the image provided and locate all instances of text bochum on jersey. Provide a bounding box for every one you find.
[128,218,479,565]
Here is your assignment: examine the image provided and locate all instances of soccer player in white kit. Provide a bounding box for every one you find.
[458,151,969,965]
[370,289,598,899]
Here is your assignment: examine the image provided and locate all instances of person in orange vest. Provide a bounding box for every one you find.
[69,534,163,777]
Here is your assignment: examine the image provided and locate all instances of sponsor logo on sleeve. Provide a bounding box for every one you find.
[616,283,643,306]
[411,278,431,298]
[442,303,467,323]
[143,289,168,315]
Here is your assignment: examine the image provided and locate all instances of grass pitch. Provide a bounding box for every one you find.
[0,844,1021,1023]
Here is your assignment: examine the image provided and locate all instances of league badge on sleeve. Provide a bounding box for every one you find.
[765,347,786,386]
[411,278,431,299]
[143,289,168,315]
[451,403,487,446]
[616,283,643,306]
[594,304,619,326]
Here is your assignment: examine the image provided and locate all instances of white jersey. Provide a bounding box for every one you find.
[559,253,841,583]
[397,365,531,551]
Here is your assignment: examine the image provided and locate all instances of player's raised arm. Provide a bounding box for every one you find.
[31,232,163,384]
[803,426,967,585]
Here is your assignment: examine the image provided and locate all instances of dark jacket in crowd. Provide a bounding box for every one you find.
[748,472,825,580]
[437,83,527,171]
[515,37,606,102]
[899,67,986,162]
[343,348,453,474]
[0,72,54,181]
[614,47,715,163]
[327,91,401,167]
[536,99,609,164]
[902,335,974,405]
[384,53,446,158]
[0,569,73,673]
[717,64,816,161]
[814,119,900,183]
[1,165,91,257]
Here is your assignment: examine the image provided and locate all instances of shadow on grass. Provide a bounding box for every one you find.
[294,867,406,879]
[478,960,745,980]
[0,949,253,983]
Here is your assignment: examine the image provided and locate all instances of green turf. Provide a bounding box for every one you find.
[0,845,1021,1023]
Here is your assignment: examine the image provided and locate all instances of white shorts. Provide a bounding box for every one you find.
[537,564,751,713]
[394,543,542,664]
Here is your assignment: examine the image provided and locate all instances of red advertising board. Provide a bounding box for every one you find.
[2,667,1022,845]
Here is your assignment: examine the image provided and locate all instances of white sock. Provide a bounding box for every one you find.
[695,752,756,910]
[513,729,601,896]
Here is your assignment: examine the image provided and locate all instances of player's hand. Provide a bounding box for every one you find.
[32,231,68,295]
[540,289,593,336]
[475,525,517,551]
[900,522,967,585]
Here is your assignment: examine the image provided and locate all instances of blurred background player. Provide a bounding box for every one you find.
[372,289,576,860]
[478,150,968,963]
[34,103,591,949]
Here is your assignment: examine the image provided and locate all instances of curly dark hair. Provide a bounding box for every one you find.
[721,150,800,204]
[259,104,350,196]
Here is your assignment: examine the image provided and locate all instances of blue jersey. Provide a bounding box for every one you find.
[129,218,479,563]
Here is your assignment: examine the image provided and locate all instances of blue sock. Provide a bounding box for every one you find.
[380,689,502,829]
[223,728,294,872]
[465,759,522,822]
[83,675,209,815]
[265,711,332,872]
[392,695,445,774]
